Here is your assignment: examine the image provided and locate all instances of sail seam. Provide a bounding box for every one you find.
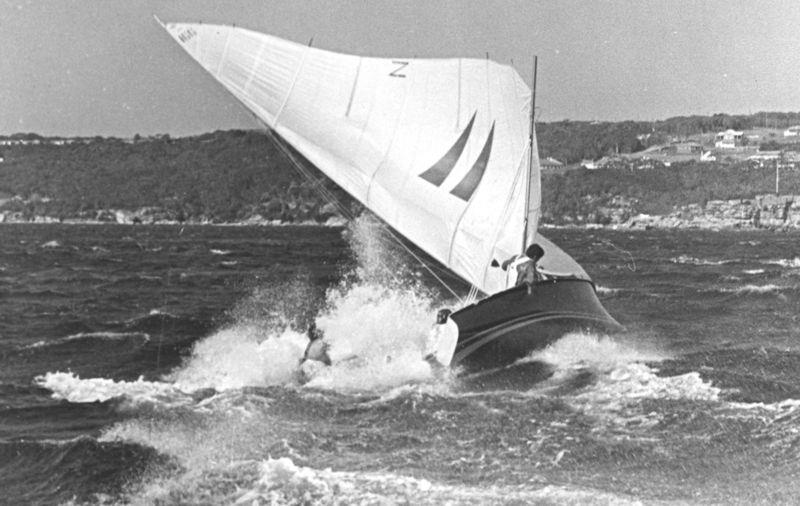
[215,27,233,78]
[243,37,268,93]
[345,57,362,117]
[273,43,312,128]
[364,70,410,210]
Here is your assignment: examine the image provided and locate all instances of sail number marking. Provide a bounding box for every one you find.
[178,28,197,43]
[389,61,408,78]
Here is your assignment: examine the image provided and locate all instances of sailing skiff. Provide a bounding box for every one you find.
[159,20,622,372]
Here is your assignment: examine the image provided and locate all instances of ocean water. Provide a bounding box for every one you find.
[1,219,799,505]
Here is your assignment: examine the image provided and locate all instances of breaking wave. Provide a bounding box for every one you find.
[718,284,788,295]
[23,331,150,350]
[764,257,800,268]
[124,456,641,505]
[34,372,192,408]
[595,285,621,296]
[670,254,735,266]
[527,332,721,426]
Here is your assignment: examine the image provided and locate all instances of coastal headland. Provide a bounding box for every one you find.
[2,112,800,230]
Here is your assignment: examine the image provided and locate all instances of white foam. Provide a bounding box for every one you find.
[22,331,150,350]
[719,284,786,295]
[529,331,665,371]
[34,371,191,407]
[41,240,61,249]
[764,257,800,268]
[128,455,642,505]
[210,248,232,255]
[168,325,308,391]
[296,214,449,392]
[527,332,720,424]
[595,285,621,296]
[302,282,438,392]
[131,457,640,505]
[670,254,732,266]
[574,363,721,407]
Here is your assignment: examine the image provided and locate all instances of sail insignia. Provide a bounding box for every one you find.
[450,122,494,201]
[418,112,476,186]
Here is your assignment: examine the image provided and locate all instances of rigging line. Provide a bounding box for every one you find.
[263,128,353,221]
[264,132,462,301]
[262,127,462,302]
[599,239,637,272]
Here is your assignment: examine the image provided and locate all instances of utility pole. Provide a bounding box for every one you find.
[775,157,781,196]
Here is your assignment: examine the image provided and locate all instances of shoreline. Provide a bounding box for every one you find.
[3,216,799,232]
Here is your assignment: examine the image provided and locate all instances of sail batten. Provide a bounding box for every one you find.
[162,22,543,294]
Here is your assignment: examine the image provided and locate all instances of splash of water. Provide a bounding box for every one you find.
[529,331,664,371]
[528,332,722,426]
[167,325,308,391]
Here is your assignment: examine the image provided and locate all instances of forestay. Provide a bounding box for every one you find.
[162,22,540,295]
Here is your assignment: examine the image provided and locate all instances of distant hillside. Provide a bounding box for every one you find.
[537,111,800,164]
[0,130,357,223]
[2,112,800,225]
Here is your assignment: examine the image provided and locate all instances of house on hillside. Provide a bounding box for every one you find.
[784,126,800,137]
[669,141,704,155]
[540,157,564,170]
[714,129,744,149]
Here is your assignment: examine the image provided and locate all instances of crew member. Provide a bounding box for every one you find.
[423,308,458,373]
[501,243,545,293]
[302,321,331,366]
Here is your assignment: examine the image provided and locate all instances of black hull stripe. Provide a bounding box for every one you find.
[452,311,618,364]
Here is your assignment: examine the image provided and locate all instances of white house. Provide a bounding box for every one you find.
[714,129,743,149]
[784,126,800,137]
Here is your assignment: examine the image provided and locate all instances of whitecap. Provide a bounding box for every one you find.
[21,331,150,350]
[670,255,733,266]
[127,456,642,505]
[719,284,786,295]
[34,371,192,407]
[595,285,621,296]
[764,257,800,268]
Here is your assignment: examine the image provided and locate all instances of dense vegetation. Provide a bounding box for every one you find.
[542,163,800,224]
[2,111,800,224]
[537,121,647,163]
[0,130,354,222]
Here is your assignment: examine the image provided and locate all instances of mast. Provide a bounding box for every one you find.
[522,55,538,251]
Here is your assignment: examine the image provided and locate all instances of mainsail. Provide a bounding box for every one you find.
[161,22,544,295]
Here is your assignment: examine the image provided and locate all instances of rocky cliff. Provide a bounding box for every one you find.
[622,194,800,230]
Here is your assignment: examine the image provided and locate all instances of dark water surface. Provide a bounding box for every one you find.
[1,223,799,504]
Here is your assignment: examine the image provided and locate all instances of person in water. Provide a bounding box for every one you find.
[302,321,331,366]
[501,243,545,293]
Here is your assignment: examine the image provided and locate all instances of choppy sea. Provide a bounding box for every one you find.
[1,218,799,505]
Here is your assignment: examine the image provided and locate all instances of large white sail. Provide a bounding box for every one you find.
[161,22,538,295]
